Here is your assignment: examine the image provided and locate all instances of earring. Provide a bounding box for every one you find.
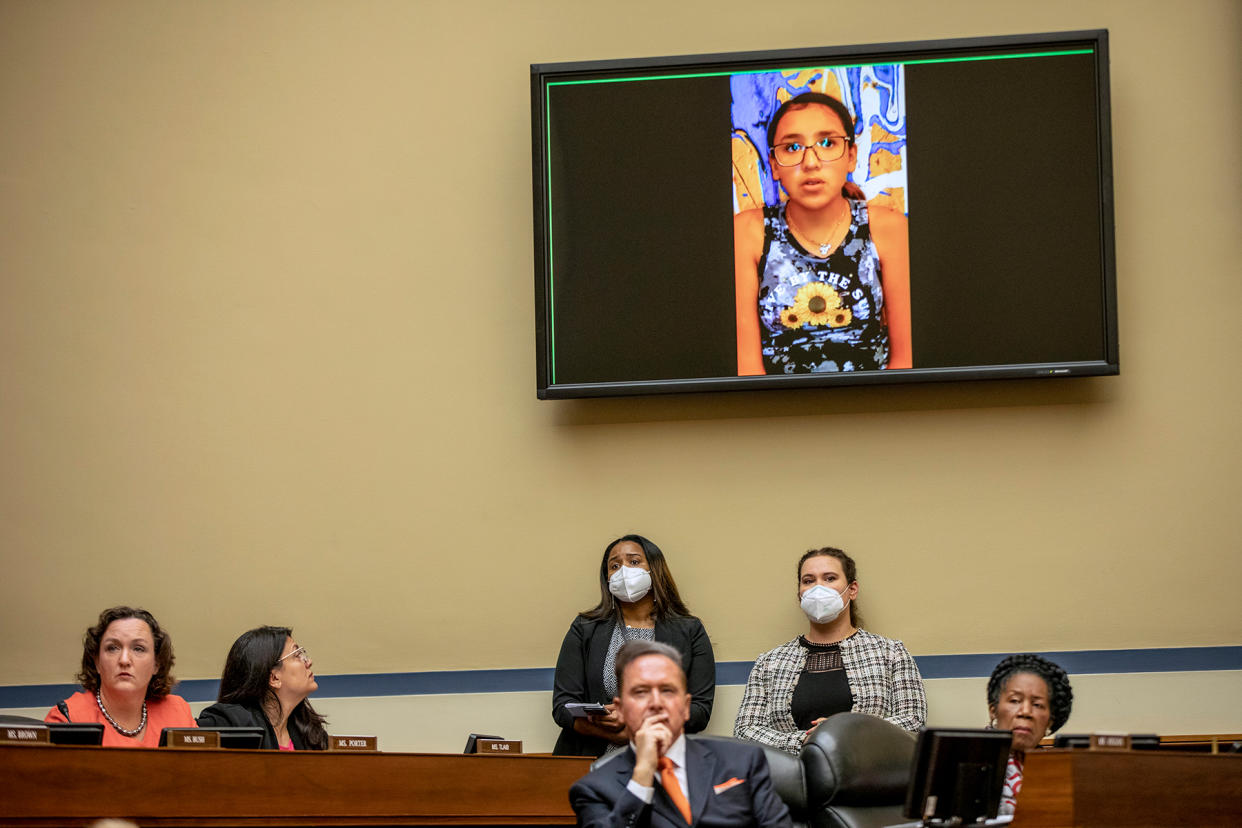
[987,717,997,729]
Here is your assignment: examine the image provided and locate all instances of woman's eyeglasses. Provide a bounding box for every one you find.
[276,646,310,667]
[770,135,851,167]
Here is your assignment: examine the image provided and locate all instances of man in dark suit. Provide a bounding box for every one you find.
[570,640,791,828]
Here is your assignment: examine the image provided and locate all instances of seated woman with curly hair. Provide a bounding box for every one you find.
[45,606,195,747]
[987,653,1074,815]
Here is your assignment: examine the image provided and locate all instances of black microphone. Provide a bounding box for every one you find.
[56,701,71,721]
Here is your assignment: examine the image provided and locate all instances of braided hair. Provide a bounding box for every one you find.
[986,654,1073,734]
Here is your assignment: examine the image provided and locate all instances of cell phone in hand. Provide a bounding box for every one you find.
[565,702,610,718]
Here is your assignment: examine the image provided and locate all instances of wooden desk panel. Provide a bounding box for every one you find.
[0,745,594,826]
[1014,749,1242,827]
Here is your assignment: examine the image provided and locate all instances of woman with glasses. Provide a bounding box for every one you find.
[197,626,328,750]
[734,91,912,375]
[45,606,196,747]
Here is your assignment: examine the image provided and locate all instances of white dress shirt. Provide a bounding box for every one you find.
[625,733,689,804]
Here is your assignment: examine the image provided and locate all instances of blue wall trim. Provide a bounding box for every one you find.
[3,646,1238,708]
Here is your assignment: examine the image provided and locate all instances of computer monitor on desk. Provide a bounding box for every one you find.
[903,728,1013,826]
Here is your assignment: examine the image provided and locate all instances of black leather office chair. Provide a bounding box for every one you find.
[800,713,916,828]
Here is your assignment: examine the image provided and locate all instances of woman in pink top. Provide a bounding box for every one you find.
[45,606,195,747]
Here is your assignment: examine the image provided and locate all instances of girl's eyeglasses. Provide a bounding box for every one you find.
[770,135,852,167]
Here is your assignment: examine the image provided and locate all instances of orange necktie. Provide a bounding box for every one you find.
[658,755,692,825]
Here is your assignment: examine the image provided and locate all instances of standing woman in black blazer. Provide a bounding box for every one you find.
[552,534,715,756]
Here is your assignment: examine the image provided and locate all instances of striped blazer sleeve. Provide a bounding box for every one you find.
[732,640,806,755]
[840,630,926,732]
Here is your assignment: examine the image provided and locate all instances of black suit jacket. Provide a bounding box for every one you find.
[552,614,716,756]
[570,737,792,828]
[196,702,312,751]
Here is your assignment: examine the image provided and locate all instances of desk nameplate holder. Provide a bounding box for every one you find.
[0,725,50,745]
[476,739,523,754]
[165,729,221,749]
[1090,733,1131,750]
[330,734,379,752]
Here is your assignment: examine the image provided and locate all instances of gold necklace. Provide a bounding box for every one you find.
[786,204,849,256]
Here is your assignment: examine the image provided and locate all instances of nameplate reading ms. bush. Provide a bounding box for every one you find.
[165,729,220,749]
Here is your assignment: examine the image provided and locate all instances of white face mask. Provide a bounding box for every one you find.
[608,565,652,603]
[800,584,850,624]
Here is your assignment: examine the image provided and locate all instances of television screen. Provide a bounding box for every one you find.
[531,30,1117,398]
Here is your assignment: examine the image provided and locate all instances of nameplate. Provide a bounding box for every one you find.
[1090,732,1131,750]
[476,739,523,754]
[164,729,220,749]
[0,725,50,745]
[329,734,378,752]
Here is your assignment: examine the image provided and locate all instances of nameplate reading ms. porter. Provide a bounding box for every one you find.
[329,734,379,751]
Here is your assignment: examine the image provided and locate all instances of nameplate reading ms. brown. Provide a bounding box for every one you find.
[0,726,50,745]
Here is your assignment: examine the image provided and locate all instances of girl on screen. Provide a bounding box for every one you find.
[734,92,912,374]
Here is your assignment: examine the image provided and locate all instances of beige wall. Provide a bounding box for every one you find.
[1,0,1239,744]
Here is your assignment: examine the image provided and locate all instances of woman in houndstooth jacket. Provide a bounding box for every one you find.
[733,547,926,754]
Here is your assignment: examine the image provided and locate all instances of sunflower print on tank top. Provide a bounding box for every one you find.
[757,199,889,373]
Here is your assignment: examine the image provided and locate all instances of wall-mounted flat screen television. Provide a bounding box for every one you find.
[531,30,1117,399]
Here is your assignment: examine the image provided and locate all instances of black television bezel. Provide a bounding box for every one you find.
[531,29,1118,400]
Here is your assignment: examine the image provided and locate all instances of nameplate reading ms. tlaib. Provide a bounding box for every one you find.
[476,739,523,754]
[329,735,379,751]
[164,729,221,749]
[0,725,50,745]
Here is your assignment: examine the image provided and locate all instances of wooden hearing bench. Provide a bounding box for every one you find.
[3,743,1240,826]
[0,743,594,826]
[1013,748,1242,826]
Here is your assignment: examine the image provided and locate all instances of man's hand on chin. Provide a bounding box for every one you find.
[631,714,672,787]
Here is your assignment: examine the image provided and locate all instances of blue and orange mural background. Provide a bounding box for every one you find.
[732,65,908,215]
